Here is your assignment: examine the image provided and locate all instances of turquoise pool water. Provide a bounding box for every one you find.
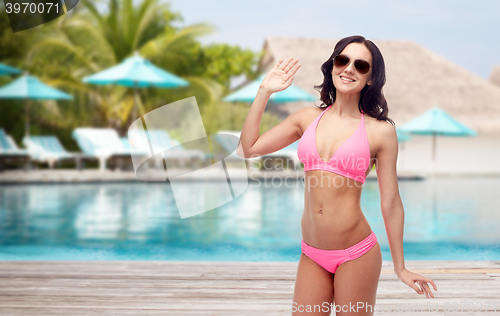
[0,176,499,261]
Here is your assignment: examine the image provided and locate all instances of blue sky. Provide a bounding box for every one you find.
[166,0,499,79]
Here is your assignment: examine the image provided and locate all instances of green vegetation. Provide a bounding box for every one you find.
[0,0,281,150]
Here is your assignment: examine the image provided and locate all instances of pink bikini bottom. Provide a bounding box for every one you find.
[301,230,378,274]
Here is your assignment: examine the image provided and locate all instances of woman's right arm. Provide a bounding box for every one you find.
[236,58,304,158]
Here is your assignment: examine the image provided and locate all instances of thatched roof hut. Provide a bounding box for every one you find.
[489,65,500,88]
[257,37,500,135]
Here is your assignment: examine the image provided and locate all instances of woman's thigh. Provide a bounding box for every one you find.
[333,243,382,316]
[292,253,335,315]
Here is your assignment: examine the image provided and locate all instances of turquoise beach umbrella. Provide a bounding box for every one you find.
[398,107,477,176]
[0,63,22,76]
[82,53,189,88]
[0,73,72,137]
[398,107,477,137]
[224,74,316,103]
[83,52,189,118]
[0,74,73,100]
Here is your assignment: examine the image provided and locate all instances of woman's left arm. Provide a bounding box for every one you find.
[375,122,438,298]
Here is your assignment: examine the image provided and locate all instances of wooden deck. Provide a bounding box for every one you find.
[0,261,499,315]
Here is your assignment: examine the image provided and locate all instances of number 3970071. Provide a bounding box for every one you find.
[5,2,60,14]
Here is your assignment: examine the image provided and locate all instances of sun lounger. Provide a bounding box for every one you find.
[72,128,148,171]
[128,129,207,160]
[0,128,30,171]
[22,135,95,169]
[126,129,207,170]
[168,138,208,160]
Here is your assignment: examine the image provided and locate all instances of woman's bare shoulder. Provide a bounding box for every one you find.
[292,106,325,135]
[363,112,394,130]
[374,118,395,135]
[366,115,397,155]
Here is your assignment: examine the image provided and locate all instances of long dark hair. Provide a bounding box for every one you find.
[314,35,394,126]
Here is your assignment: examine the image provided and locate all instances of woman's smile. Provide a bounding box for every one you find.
[340,75,356,83]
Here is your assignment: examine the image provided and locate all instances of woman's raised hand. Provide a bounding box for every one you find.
[260,57,301,94]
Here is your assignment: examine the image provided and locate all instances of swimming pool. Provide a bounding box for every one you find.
[0,176,499,261]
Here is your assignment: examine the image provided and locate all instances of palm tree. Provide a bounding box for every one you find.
[25,0,223,134]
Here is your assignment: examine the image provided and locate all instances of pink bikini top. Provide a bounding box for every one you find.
[297,105,371,184]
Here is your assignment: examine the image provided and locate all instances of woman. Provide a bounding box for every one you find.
[236,35,437,315]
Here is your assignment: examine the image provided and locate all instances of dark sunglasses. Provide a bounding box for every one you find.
[332,54,371,75]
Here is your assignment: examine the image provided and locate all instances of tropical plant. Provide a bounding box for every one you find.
[23,0,261,135]
[0,0,281,151]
